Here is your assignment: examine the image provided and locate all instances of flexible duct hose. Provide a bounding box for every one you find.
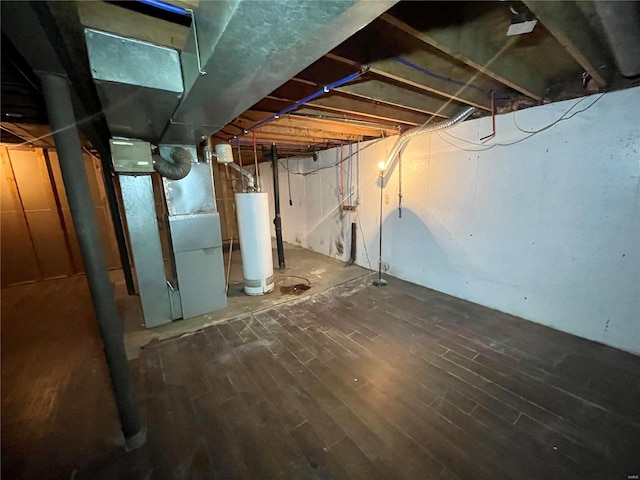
[379,106,476,175]
[153,147,192,180]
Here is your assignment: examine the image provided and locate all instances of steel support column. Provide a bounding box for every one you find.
[40,72,145,450]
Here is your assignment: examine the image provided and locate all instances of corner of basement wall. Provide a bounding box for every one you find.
[296,87,640,355]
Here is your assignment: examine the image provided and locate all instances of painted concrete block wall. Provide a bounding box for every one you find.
[257,160,307,247]
[286,87,640,355]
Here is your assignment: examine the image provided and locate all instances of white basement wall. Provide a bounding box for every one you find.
[259,86,640,355]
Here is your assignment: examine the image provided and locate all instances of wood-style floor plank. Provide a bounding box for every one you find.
[3,274,640,479]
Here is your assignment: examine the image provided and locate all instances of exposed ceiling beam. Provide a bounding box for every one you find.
[308,95,433,126]
[285,114,398,137]
[380,13,545,101]
[262,94,428,127]
[211,142,322,163]
[0,128,26,145]
[326,53,492,112]
[217,133,342,153]
[0,122,94,149]
[236,111,398,137]
[276,77,442,119]
[0,92,48,125]
[522,1,610,88]
[212,132,230,143]
[218,124,344,145]
[294,60,454,118]
[0,123,54,148]
[221,130,345,146]
[1,37,49,124]
[291,108,406,131]
[228,120,363,142]
[333,78,453,118]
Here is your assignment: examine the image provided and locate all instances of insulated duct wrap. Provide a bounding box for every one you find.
[379,107,476,174]
[153,147,192,180]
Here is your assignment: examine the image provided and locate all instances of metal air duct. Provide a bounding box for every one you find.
[595,1,640,78]
[84,28,184,143]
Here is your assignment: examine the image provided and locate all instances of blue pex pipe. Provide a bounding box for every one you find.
[136,0,191,17]
[394,56,491,96]
[240,67,369,136]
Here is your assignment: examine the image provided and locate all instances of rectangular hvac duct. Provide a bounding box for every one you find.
[85,28,184,143]
[85,1,397,147]
[163,0,398,144]
[118,174,174,328]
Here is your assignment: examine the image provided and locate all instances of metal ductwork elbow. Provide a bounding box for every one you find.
[153,147,192,180]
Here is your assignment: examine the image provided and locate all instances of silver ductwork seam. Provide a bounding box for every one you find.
[379,107,476,175]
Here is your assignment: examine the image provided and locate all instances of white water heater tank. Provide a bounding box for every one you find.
[235,192,274,295]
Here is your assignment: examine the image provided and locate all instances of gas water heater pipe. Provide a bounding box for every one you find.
[210,143,256,191]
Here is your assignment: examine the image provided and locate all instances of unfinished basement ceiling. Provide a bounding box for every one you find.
[2,1,639,157]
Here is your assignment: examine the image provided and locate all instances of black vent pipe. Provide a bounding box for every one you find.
[348,222,357,265]
[40,72,145,450]
[271,144,285,269]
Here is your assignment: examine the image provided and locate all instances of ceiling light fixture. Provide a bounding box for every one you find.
[507,5,537,36]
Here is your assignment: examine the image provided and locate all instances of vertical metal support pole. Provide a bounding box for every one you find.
[373,173,387,287]
[40,73,145,450]
[271,144,285,269]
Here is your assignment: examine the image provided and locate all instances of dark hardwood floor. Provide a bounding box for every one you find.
[3,273,640,479]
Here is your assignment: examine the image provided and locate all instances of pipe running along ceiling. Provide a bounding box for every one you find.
[89,0,399,145]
